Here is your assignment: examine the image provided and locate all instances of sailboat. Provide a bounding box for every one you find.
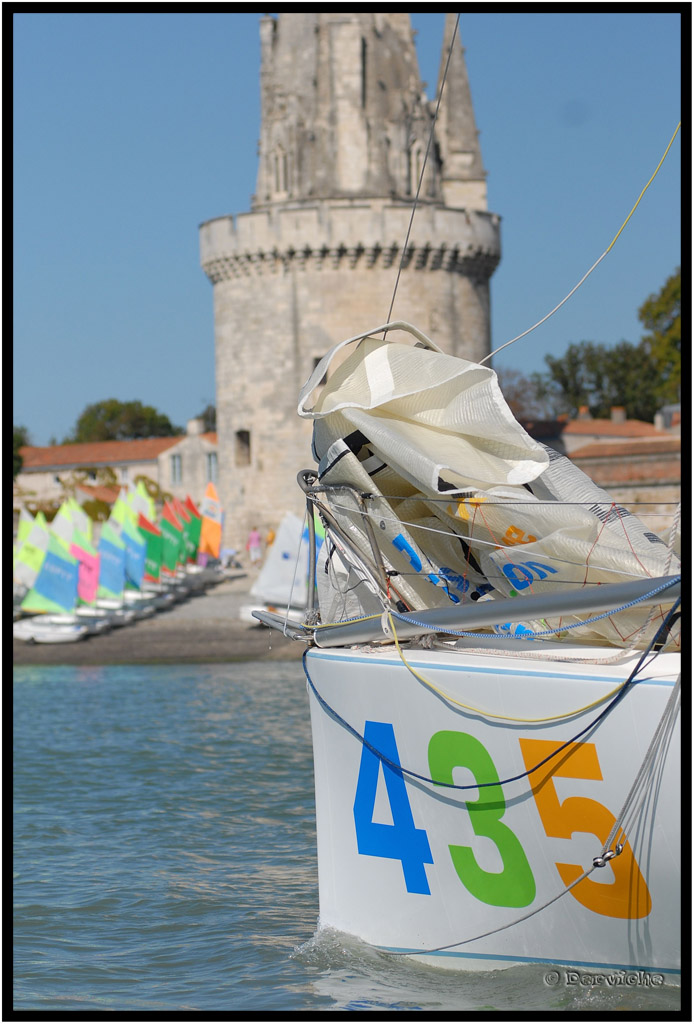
[13,530,90,642]
[257,320,681,976]
[240,512,318,625]
[247,18,682,974]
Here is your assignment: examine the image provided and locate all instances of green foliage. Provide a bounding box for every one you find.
[638,268,681,406]
[532,270,681,423]
[75,465,119,486]
[196,403,216,432]
[543,339,660,422]
[65,399,183,443]
[134,473,172,506]
[495,367,562,419]
[13,425,30,479]
[80,499,112,522]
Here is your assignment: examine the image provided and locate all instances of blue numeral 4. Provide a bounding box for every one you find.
[353,721,433,894]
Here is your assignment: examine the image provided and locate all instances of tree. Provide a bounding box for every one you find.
[494,367,562,420]
[196,403,216,432]
[13,425,30,479]
[533,270,681,423]
[64,400,183,443]
[638,268,680,407]
[542,339,660,422]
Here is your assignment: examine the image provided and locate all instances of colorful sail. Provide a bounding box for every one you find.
[70,528,100,605]
[173,497,197,563]
[16,507,34,545]
[184,494,202,536]
[68,497,93,544]
[109,493,134,537]
[50,500,75,550]
[160,502,185,575]
[122,514,146,589]
[138,514,163,583]
[198,483,222,559]
[126,480,156,524]
[98,520,126,599]
[21,533,79,614]
[14,518,50,589]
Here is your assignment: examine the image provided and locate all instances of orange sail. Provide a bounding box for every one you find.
[198,482,223,559]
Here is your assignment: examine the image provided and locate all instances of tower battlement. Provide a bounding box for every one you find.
[200,202,500,283]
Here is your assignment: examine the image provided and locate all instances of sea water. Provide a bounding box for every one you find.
[13,662,681,1014]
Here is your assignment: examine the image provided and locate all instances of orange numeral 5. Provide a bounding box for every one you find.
[518,738,651,919]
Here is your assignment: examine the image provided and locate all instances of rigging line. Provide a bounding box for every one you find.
[283,506,308,634]
[479,121,681,365]
[322,498,670,579]
[302,596,680,789]
[388,680,681,958]
[384,865,598,956]
[386,590,679,723]
[385,13,460,326]
[606,677,680,855]
[387,610,635,724]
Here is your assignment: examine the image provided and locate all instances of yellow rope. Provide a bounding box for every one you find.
[605,121,681,254]
[481,121,682,364]
[386,611,632,724]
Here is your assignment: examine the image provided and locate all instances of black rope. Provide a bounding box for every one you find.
[385,14,460,325]
[302,596,680,792]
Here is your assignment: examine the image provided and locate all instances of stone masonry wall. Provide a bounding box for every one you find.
[205,203,501,550]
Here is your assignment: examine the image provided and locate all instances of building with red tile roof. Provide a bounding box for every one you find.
[14,420,218,515]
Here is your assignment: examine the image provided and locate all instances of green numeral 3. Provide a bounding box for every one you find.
[428,731,535,907]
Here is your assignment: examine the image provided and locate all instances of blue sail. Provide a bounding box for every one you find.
[98,522,126,598]
[122,517,146,588]
[21,534,79,613]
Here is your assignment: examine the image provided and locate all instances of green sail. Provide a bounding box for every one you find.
[137,515,163,583]
[16,507,34,545]
[14,518,50,589]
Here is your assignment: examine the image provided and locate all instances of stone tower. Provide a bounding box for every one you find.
[200,13,501,549]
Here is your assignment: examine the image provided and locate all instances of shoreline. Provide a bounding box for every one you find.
[12,574,304,666]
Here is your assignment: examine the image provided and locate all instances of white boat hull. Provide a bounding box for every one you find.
[305,643,680,976]
[13,618,89,643]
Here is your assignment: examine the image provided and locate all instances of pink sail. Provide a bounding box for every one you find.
[70,541,100,604]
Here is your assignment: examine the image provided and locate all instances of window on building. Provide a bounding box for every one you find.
[235,430,251,467]
[274,146,287,193]
[206,452,218,483]
[121,466,129,482]
[409,142,424,197]
[361,38,367,108]
[170,453,182,483]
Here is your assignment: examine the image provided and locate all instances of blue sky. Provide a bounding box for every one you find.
[13,11,682,445]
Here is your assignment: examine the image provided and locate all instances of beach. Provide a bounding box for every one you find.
[12,573,303,665]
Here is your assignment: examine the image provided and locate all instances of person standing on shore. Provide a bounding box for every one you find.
[246,526,262,566]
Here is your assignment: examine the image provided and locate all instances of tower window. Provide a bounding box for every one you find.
[206,452,218,483]
[273,145,287,193]
[361,38,367,108]
[170,454,182,483]
[235,430,251,467]
[409,142,424,197]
